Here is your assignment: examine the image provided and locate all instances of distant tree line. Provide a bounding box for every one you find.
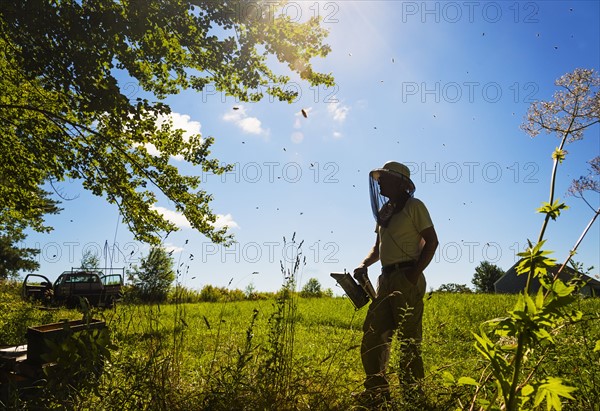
[436,261,505,293]
[122,247,334,304]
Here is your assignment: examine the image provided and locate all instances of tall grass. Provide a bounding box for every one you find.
[2,277,599,410]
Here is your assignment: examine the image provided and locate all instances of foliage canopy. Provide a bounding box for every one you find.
[300,277,322,297]
[0,0,334,245]
[471,261,505,293]
[436,283,472,293]
[129,246,175,302]
[0,233,40,279]
[80,249,101,270]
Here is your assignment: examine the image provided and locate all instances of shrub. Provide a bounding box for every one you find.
[300,278,323,298]
[436,283,472,293]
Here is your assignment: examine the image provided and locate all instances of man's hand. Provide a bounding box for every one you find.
[353,266,368,282]
[353,265,377,300]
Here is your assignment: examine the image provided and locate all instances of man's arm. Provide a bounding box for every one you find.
[407,226,438,284]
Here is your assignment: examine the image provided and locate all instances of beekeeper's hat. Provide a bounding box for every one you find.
[369,161,416,193]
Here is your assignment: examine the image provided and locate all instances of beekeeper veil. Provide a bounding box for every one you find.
[369,161,416,227]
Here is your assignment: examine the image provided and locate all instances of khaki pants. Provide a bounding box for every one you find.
[360,267,426,392]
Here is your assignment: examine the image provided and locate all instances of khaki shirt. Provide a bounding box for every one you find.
[377,197,434,266]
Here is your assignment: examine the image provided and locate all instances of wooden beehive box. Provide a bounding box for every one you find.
[26,319,106,364]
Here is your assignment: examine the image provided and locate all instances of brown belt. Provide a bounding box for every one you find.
[381,261,415,274]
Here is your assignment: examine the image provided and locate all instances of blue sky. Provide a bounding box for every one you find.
[23,1,599,294]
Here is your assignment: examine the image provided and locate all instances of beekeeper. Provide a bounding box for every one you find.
[353,161,438,406]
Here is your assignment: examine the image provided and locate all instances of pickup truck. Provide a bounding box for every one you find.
[22,268,124,308]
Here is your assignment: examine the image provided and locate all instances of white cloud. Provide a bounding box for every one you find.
[164,244,184,254]
[223,106,268,135]
[144,143,161,157]
[240,117,264,134]
[333,131,343,139]
[144,112,202,160]
[163,112,201,139]
[151,206,239,232]
[151,205,191,229]
[327,101,350,123]
[213,214,239,230]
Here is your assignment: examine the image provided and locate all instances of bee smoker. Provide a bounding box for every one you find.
[355,271,377,300]
[330,269,377,309]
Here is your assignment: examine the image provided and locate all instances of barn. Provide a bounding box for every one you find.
[494,261,600,297]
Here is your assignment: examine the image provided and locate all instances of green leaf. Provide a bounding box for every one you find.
[472,331,494,356]
[533,328,554,344]
[594,340,600,352]
[535,287,545,309]
[516,240,556,278]
[533,377,576,410]
[457,376,479,387]
[536,200,569,220]
[521,384,534,397]
[520,384,535,408]
[551,279,576,297]
[524,293,538,314]
[442,370,455,385]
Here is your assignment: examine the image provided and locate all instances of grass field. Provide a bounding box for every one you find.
[1,281,599,410]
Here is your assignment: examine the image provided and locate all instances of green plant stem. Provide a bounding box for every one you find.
[526,111,576,294]
[507,333,525,410]
[536,111,577,244]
